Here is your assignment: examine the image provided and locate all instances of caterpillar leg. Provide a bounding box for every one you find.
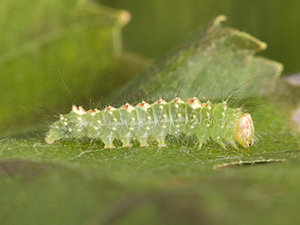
[196,136,207,149]
[158,143,167,147]
[121,137,132,148]
[103,137,115,149]
[139,136,150,147]
[157,137,167,147]
[122,144,132,148]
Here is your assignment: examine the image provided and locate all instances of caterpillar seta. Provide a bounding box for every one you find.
[45,97,254,149]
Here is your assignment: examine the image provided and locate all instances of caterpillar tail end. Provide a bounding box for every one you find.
[234,113,254,148]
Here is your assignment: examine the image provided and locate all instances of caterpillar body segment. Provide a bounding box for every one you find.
[45,97,255,149]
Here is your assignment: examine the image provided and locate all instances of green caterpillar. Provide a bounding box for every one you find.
[45,97,254,149]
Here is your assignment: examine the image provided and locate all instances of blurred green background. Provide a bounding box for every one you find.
[1,0,300,136]
[99,0,299,73]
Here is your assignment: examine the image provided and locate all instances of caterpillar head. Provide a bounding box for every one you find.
[234,113,254,148]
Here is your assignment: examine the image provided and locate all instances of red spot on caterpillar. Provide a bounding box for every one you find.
[122,103,135,111]
[173,97,184,103]
[188,97,202,108]
[138,101,151,109]
[156,99,167,104]
[72,106,86,114]
[106,106,116,111]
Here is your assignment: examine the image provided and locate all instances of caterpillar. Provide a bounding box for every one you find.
[45,97,254,149]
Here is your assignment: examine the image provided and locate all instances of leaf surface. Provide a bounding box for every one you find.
[1,13,300,225]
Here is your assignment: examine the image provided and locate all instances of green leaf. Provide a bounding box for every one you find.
[1,13,300,225]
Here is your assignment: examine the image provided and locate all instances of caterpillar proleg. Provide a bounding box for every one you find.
[45,97,254,149]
